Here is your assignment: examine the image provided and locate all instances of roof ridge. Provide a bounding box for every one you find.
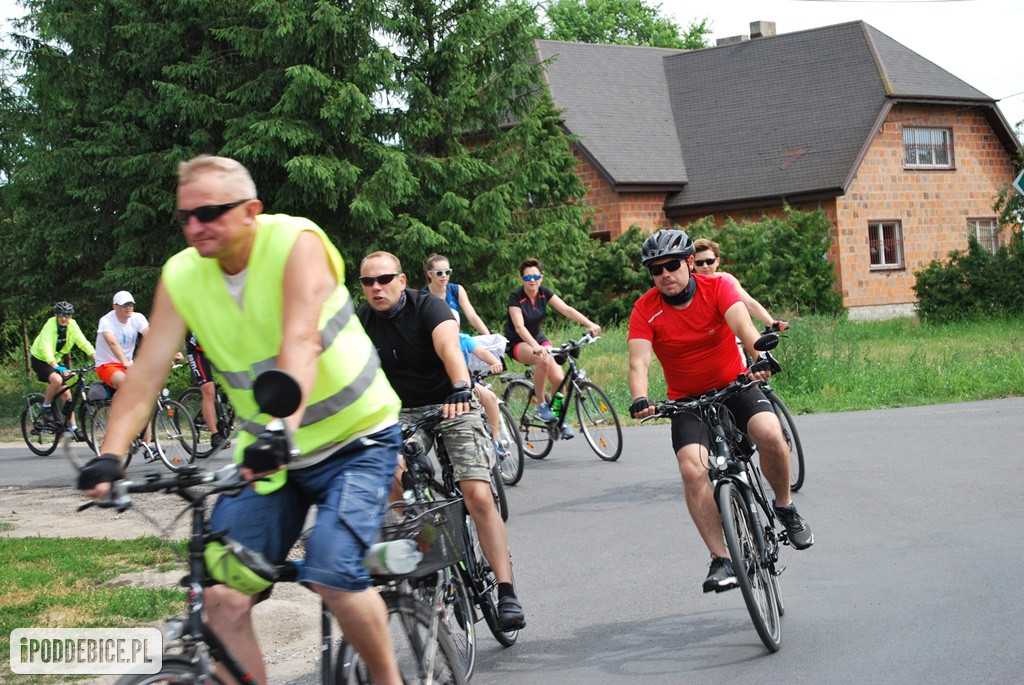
[860,21,894,96]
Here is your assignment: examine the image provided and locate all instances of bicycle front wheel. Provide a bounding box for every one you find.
[495,403,524,485]
[152,400,197,471]
[176,387,214,457]
[21,393,59,456]
[767,390,805,492]
[574,380,623,461]
[718,481,782,652]
[425,569,476,680]
[336,592,466,685]
[502,379,553,459]
[114,656,224,684]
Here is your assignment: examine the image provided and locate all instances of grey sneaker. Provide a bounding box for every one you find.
[703,556,738,593]
[774,502,814,549]
[561,422,575,439]
[535,402,557,423]
[144,444,160,463]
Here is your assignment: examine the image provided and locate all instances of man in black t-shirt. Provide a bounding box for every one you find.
[356,251,526,632]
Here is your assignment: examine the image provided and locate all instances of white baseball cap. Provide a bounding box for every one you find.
[112,291,135,306]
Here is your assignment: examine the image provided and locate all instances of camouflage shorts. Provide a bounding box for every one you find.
[400,400,495,483]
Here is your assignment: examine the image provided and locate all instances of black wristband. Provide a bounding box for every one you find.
[629,397,652,418]
[77,454,122,490]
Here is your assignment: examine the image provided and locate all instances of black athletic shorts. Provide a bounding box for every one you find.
[31,356,60,384]
[669,385,774,454]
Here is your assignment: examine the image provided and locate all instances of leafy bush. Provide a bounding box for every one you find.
[913,232,1024,323]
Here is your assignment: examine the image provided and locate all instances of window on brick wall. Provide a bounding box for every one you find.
[868,221,904,270]
[967,218,1001,254]
[903,127,954,168]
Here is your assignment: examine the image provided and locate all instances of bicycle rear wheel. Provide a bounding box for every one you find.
[490,464,509,522]
[21,393,59,456]
[573,380,623,461]
[152,400,197,471]
[718,481,781,652]
[176,387,213,457]
[767,390,805,492]
[336,592,466,685]
[502,379,553,459]
[495,403,524,485]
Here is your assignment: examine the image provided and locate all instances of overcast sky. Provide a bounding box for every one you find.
[2,0,1021,131]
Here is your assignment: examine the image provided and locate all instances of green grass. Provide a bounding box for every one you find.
[1,536,185,683]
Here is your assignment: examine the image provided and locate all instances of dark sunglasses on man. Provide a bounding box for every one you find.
[175,199,250,225]
[648,258,684,276]
[359,273,400,287]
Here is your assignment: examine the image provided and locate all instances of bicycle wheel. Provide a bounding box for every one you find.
[465,516,518,647]
[502,379,553,459]
[21,393,60,456]
[718,481,782,652]
[77,400,101,455]
[152,400,197,471]
[113,656,224,683]
[495,403,524,485]
[427,569,476,680]
[176,387,214,458]
[336,592,467,685]
[767,390,805,492]
[217,386,236,436]
[573,380,623,461]
[490,464,509,522]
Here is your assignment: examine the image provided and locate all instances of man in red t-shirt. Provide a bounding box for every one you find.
[627,229,813,593]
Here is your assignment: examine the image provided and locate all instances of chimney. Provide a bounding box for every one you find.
[750,21,776,39]
[716,35,749,47]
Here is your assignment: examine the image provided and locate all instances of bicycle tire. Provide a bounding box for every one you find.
[86,400,134,467]
[113,656,225,684]
[491,464,509,522]
[427,568,476,680]
[766,390,805,492]
[502,379,553,459]
[21,393,59,456]
[152,399,197,471]
[495,403,525,485]
[78,399,102,455]
[718,481,782,652]
[464,517,518,647]
[176,387,214,458]
[573,380,623,461]
[335,592,467,685]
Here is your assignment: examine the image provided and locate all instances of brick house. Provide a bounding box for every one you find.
[535,21,1022,319]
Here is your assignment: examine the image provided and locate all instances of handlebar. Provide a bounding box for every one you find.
[77,463,251,512]
[640,375,766,423]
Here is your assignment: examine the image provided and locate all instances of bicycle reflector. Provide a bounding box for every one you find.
[204,537,277,595]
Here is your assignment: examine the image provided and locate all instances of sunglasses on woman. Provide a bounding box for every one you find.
[431,269,452,277]
[694,257,717,267]
[359,273,400,286]
[175,199,250,225]
[648,259,683,276]
[522,274,542,282]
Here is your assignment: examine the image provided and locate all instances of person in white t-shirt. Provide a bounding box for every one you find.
[95,291,150,389]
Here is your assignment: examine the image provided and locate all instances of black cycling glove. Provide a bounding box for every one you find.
[241,429,291,474]
[444,383,473,406]
[629,396,653,418]
[749,351,782,375]
[78,454,122,490]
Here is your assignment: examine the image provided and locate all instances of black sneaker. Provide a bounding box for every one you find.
[497,595,526,631]
[775,502,814,549]
[209,432,230,453]
[45,405,63,427]
[72,427,86,442]
[703,556,738,593]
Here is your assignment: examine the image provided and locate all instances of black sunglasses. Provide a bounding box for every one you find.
[359,273,400,287]
[431,269,452,277]
[648,258,683,276]
[175,200,249,225]
[694,257,717,267]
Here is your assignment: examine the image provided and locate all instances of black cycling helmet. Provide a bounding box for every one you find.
[53,301,74,316]
[640,229,696,266]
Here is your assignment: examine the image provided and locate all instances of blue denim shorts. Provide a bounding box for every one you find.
[208,424,400,592]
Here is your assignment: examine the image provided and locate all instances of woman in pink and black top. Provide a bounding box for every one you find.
[503,257,600,434]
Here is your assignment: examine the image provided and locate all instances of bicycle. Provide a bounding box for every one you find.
[88,366,198,471]
[502,333,623,461]
[643,331,790,652]
[177,381,236,458]
[472,369,525,486]
[738,324,805,491]
[70,370,465,685]
[20,365,104,456]
[390,407,522,680]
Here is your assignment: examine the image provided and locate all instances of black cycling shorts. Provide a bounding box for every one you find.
[31,356,60,384]
[669,385,774,454]
[187,349,214,385]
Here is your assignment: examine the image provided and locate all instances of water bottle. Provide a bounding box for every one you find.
[551,392,564,414]
[363,539,423,575]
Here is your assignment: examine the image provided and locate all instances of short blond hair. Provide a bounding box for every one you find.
[177,155,258,199]
[693,238,720,259]
[361,251,403,273]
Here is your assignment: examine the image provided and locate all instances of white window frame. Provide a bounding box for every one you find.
[966,218,1001,254]
[868,220,904,270]
[903,127,954,168]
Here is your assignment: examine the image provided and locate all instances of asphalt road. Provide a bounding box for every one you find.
[3,397,1023,684]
